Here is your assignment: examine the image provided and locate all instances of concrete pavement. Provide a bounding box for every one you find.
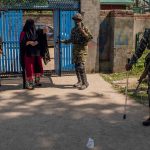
[0,74,150,150]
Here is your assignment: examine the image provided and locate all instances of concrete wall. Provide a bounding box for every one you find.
[99,10,134,72]
[112,11,134,72]
[80,0,100,73]
[99,11,150,73]
[99,11,114,72]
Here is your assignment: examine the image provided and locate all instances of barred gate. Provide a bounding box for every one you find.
[0,11,23,74]
[0,0,80,77]
[60,11,77,72]
[54,10,77,75]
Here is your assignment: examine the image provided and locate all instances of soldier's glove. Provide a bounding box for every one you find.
[125,64,132,71]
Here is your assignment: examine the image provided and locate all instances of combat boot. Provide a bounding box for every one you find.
[78,68,89,90]
[143,118,150,126]
[79,82,89,90]
[74,69,82,88]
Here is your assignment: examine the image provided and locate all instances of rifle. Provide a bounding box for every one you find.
[134,61,150,94]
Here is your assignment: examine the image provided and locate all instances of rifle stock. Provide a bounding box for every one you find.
[135,61,150,93]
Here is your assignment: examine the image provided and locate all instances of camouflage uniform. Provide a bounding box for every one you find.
[129,29,150,90]
[63,13,93,90]
[128,28,150,126]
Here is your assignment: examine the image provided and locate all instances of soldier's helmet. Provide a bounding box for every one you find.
[72,13,83,21]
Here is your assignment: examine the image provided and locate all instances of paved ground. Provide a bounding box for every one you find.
[0,74,150,150]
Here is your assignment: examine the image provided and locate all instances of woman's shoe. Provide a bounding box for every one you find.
[35,82,42,87]
[26,81,34,90]
[35,77,42,87]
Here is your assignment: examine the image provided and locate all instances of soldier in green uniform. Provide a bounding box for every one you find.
[61,13,93,90]
[126,28,150,126]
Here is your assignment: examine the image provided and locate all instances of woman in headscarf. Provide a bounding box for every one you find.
[20,19,43,90]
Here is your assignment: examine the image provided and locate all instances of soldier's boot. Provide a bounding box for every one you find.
[78,68,89,90]
[35,77,42,87]
[74,69,82,88]
[143,118,150,126]
[26,80,34,90]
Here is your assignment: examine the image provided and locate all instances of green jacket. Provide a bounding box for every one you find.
[64,23,93,63]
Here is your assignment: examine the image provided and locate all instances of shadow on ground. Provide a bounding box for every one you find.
[0,77,150,150]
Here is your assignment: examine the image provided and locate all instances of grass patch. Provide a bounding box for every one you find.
[101,50,149,105]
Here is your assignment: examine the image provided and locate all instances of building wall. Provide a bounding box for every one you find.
[113,11,134,72]
[99,11,113,72]
[101,5,126,10]
[99,10,134,72]
[81,0,100,73]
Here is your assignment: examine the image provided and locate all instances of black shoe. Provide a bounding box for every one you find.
[35,82,42,87]
[143,118,150,126]
[35,77,42,87]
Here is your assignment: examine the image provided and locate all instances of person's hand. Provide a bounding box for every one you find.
[60,40,65,43]
[77,22,83,30]
[26,41,34,46]
[56,40,68,44]
[43,27,49,34]
[32,41,38,46]
[125,64,132,71]
[60,40,67,43]
[30,41,38,46]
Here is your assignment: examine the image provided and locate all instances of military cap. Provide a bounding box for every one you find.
[72,13,83,21]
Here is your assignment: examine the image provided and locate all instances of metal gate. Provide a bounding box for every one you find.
[0,0,80,77]
[0,11,23,74]
[54,10,77,75]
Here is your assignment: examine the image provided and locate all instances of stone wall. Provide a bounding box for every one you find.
[80,0,100,73]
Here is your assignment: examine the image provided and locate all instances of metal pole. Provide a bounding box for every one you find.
[123,58,130,119]
[58,9,62,76]
[123,71,129,119]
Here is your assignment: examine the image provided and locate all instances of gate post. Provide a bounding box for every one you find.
[80,0,100,73]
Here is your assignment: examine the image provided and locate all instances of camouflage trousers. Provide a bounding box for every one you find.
[73,44,88,64]
[75,62,88,85]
